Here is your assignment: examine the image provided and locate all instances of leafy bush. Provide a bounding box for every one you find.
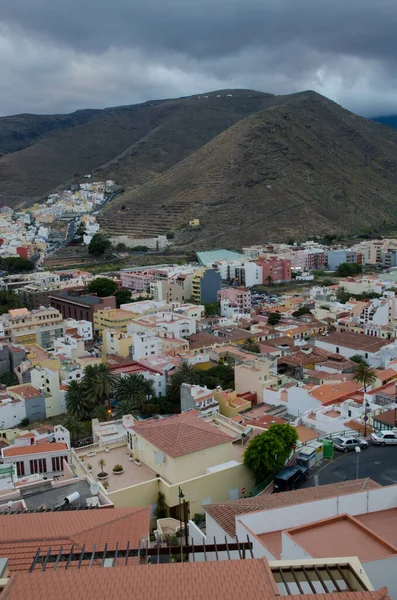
[113,464,123,472]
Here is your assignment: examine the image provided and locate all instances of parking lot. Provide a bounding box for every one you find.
[302,444,397,488]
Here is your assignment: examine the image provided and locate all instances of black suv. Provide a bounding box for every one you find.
[273,465,309,493]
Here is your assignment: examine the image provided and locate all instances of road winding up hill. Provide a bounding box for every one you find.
[2,89,397,246]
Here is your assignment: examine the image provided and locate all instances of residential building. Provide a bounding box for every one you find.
[256,257,292,283]
[102,330,133,357]
[180,383,219,417]
[216,260,263,287]
[191,268,222,303]
[94,309,133,333]
[127,312,196,339]
[315,331,394,367]
[150,280,183,303]
[327,249,358,270]
[2,433,70,478]
[218,288,251,314]
[120,269,154,291]
[1,307,64,350]
[234,358,278,398]
[30,366,66,417]
[213,388,253,418]
[53,335,85,359]
[130,331,162,360]
[48,289,116,324]
[63,318,93,341]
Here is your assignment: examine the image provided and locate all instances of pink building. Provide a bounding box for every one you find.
[290,249,326,270]
[217,287,251,313]
[121,269,154,291]
[256,257,292,283]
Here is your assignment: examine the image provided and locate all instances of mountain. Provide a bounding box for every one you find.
[372,115,397,129]
[0,90,276,201]
[98,91,397,248]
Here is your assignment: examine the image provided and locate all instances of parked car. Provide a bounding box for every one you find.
[333,436,368,453]
[370,430,397,446]
[273,465,308,493]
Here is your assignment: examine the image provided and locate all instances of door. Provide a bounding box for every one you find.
[229,488,239,501]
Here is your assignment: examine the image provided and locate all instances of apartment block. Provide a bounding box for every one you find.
[2,307,64,349]
[93,309,133,333]
[48,289,116,324]
[217,287,251,314]
[256,257,292,282]
[191,268,221,303]
[180,383,219,417]
[150,280,183,303]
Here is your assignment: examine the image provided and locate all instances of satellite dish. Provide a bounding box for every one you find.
[90,482,99,496]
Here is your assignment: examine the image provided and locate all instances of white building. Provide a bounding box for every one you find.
[64,318,93,341]
[2,433,70,479]
[131,331,162,360]
[180,383,219,417]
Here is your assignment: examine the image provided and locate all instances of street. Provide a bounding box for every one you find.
[302,444,397,488]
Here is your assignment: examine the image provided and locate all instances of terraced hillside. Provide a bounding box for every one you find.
[98,91,397,247]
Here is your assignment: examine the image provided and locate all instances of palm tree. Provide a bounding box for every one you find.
[352,363,377,437]
[242,338,260,353]
[115,397,139,419]
[98,458,107,476]
[65,380,92,420]
[114,374,147,413]
[93,404,111,422]
[62,415,83,446]
[83,363,117,408]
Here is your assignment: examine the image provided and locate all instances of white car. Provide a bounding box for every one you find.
[370,430,397,446]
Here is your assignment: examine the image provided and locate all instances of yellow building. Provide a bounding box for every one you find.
[189,219,200,227]
[94,309,134,333]
[102,330,132,357]
[7,308,64,349]
[234,358,278,399]
[74,412,254,517]
[213,388,252,418]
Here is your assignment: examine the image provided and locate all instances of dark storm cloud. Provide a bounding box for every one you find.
[0,0,397,115]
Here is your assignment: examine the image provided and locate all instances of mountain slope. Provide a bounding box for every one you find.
[98,91,397,247]
[0,90,276,200]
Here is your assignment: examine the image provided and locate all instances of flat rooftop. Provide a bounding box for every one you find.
[19,480,95,510]
[287,514,397,562]
[356,508,397,548]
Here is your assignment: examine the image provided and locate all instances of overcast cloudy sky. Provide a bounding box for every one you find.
[0,0,396,117]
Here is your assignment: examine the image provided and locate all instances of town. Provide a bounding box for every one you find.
[0,185,397,598]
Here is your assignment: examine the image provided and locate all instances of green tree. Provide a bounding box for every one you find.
[292,306,312,317]
[65,380,92,420]
[88,233,111,256]
[0,290,24,315]
[336,287,350,304]
[350,355,368,366]
[242,338,260,353]
[88,277,118,297]
[82,363,117,408]
[243,424,299,483]
[115,289,132,307]
[336,262,362,277]
[114,374,148,414]
[153,491,167,519]
[268,311,281,326]
[62,415,84,445]
[0,257,34,274]
[93,404,111,421]
[0,371,19,386]
[204,302,219,316]
[352,363,377,392]
[116,242,127,252]
[167,362,200,406]
[265,275,273,286]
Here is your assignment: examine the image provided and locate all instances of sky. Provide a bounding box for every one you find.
[1,0,397,117]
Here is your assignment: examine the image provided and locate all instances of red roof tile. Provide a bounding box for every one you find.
[130,412,231,457]
[1,560,390,600]
[0,507,149,572]
[204,478,380,537]
[3,442,68,458]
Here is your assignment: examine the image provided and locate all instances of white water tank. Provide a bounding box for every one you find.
[64,491,80,505]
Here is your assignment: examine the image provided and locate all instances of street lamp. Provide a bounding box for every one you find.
[178,486,185,537]
[363,400,370,437]
[355,446,361,480]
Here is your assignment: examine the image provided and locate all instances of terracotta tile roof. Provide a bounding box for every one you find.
[204,478,380,537]
[8,385,42,400]
[310,381,361,404]
[0,507,149,572]
[2,442,68,457]
[130,412,231,457]
[3,558,389,600]
[320,331,392,353]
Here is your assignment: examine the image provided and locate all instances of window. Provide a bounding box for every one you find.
[16,461,25,477]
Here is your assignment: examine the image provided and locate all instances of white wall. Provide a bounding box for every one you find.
[315,339,383,368]
[286,387,321,418]
[281,531,313,560]
[364,556,397,599]
[0,399,26,429]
